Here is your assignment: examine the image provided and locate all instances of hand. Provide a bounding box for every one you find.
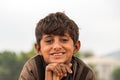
[45,63,72,79]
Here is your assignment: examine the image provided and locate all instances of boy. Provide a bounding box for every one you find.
[19,12,95,80]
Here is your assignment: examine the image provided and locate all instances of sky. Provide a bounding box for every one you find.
[0,0,120,56]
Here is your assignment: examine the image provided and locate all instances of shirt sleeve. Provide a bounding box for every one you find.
[18,60,37,80]
[85,70,96,80]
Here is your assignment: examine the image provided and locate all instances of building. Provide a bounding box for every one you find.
[83,56,120,80]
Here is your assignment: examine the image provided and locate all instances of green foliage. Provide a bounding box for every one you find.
[0,51,19,80]
[74,51,81,58]
[112,66,120,80]
[0,47,36,80]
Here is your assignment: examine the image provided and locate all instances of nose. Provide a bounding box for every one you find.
[53,41,62,51]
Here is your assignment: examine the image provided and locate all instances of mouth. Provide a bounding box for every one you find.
[50,52,65,59]
[49,51,67,63]
[50,52,65,55]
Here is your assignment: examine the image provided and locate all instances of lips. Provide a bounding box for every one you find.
[50,52,65,60]
[50,52,65,55]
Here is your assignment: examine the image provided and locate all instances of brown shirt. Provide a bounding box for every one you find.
[19,55,95,80]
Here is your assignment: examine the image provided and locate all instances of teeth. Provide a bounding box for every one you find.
[54,53,62,55]
[51,52,64,55]
[50,52,65,55]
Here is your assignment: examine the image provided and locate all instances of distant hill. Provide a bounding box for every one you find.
[103,50,120,60]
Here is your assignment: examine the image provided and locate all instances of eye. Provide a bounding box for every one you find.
[60,38,68,43]
[44,39,53,44]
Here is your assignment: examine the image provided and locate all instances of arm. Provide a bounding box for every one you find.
[45,70,60,80]
[53,73,60,80]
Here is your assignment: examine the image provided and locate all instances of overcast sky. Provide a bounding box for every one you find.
[0,0,120,56]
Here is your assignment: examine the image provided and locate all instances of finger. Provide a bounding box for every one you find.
[67,63,72,68]
[46,63,58,71]
[55,64,63,76]
[54,67,60,76]
[59,64,67,74]
[65,64,72,74]
[60,63,72,74]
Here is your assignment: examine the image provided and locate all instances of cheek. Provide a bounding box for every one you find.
[41,46,49,53]
[40,43,48,51]
[66,44,75,51]
[40,45,52,56]
[65,46,75,58]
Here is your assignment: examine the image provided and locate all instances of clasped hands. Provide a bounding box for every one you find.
[45,63,72,80]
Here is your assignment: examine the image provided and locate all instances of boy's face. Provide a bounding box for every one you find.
[35,33,80,64]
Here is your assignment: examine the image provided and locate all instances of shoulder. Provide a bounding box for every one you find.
[19,55,44,80]
[72,56,94,72]
[24,55,44,68]
[24,55,39,66]
[72,56,89,68]
[21,55,40,73]
[72,56,95,80]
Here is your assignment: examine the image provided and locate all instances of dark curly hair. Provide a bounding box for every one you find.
[35,12,79,45]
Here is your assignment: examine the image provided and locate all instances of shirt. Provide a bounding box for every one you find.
[19,55,96,80]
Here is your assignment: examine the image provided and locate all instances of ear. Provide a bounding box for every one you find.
[73,41,81,54]
[34,43,42,55]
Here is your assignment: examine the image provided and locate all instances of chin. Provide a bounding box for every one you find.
[50,60,66,63]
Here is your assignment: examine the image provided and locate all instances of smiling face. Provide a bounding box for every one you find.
[35,33,80,64]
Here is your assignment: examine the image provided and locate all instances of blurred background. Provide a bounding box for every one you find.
[0,0,120,80]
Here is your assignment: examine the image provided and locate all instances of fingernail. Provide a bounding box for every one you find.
[64,74,67,76]
[70,70,72,73]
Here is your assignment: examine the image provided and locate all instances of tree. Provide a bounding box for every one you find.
[0,51,19,80]
[0,46,36,80]
[112,67,120,80]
